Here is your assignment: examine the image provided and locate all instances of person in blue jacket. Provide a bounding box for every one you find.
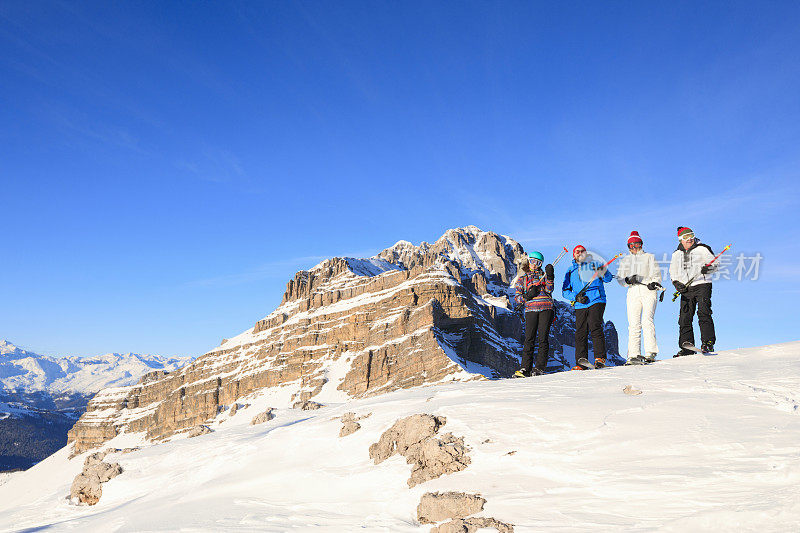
[561,245,614,369]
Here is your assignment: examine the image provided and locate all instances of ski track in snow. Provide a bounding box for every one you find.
[1,343,800,532]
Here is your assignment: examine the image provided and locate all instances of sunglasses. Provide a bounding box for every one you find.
[628,242,642,249]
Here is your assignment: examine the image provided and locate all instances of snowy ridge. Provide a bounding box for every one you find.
[2,342,799,531]
[0,340,192,395]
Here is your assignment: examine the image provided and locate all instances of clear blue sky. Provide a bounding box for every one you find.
[2,1,799,358]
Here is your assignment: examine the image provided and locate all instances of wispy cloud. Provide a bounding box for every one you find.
[184,247,381,288]
[175,146,247,184]
[459,175,799,251]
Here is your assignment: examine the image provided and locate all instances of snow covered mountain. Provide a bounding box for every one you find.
[0,340,191,472]
[66,226,622,455]
[0,340,191,395]
[1,342,798,531]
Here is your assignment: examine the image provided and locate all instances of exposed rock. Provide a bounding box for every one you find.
[70,424,119,456]
[228,403,239,416]
[250,408,275,425]
[340,420,361,437]
[70,473,102,506]
[407,432,471,487]
[623,385,642,395]
[70,452,122,505]
[293,400,323,411]
[417,492,486,524]
[119,447,140,454]
[338,411,371,437]
[370,414,469,487]
[369,414,447,464]
[187,425,212,437]
[431,517,514,533]
[85,460,123,483]
[84,451,108,467]
[340,411,371,423]
[66,227,621,453]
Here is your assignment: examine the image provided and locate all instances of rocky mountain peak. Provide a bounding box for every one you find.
[66,227,619,455]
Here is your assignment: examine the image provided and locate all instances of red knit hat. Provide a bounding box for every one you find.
[677,226,694,239]
[627,231,643,246]
[573,244,586,257]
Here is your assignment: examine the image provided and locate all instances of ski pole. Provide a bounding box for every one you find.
[551,246,569,267]
[615,276,666,302]
[671,244,732,302]
[570,253,623,307]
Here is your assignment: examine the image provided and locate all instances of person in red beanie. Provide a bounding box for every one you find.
[561,244,614,369]
[669,227,717,355]
[616,231,662,364]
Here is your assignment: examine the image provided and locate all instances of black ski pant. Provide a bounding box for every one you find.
[678,283,715,348]
[522,309,554,372]
[575,302,606,362]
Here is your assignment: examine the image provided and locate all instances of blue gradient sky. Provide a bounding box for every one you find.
[2,1,799,358]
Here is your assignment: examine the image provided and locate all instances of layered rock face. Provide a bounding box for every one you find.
[68,226,620,453]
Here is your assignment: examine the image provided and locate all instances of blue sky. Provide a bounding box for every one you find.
[2,1,799,358]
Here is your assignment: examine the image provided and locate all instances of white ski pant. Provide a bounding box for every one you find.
[626,286,658,356]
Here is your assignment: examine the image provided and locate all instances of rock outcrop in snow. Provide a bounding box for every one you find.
[66,227,621,454]
[69,450,122,505]
[431,516,515,533]
[417,492,486,524]
[369,414,471,487]
[250,408,275,425]
[339,411,370,437]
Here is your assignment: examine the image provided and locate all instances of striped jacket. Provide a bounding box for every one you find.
[514,269,555,313]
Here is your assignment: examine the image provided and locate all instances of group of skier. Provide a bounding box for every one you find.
[513,227,723,377]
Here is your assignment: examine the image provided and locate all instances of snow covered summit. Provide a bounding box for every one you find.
[0,340,192,395]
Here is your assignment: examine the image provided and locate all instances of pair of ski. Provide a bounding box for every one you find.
[572,357,607,370]
[679,341,717,356]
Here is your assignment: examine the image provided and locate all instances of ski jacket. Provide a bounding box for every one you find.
[514,269,554,312]
[617,252,662,292]
[669,241,716,287]
[561,257,613,310]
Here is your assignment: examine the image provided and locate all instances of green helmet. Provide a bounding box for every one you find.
[529,251,544,262]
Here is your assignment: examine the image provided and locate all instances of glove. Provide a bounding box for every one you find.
[524,285,540,301]
[672,280,687,293]
[700,265,713,274]
[545,263,554,280]
[576,294,589,304]
[647,282,663,290]
[624,275,640,285]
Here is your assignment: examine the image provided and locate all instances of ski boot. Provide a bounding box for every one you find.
[513,369,529,378]
[625,356,646,366]
[531,368,545,376]
[594,358,606,369]
[701,342,714,354]
[575,357,594,370]
[673,348,694,358]
[644,353,658,364]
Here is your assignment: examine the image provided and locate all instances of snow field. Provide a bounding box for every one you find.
[1,342,798,531]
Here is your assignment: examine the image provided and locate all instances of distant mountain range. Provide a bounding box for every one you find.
[0,340,191,471]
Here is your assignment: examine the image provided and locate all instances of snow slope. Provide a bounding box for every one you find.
[0,340,192,395]
[1,342,798,532]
